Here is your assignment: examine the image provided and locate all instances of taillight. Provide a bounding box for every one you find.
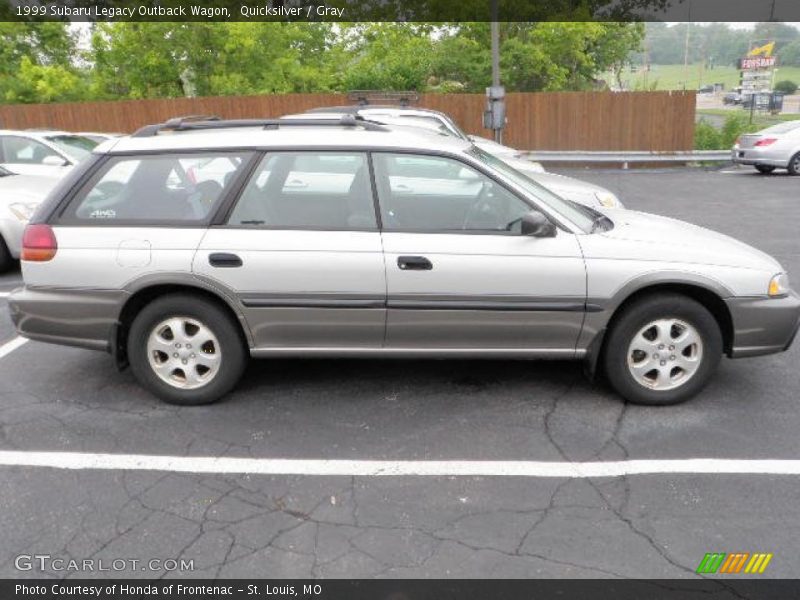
[755,138,777,147]
[21,224,57,262]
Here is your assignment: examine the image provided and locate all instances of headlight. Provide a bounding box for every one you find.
[595,191,623,209]
[768,273,790,298]
[8,202,38,222]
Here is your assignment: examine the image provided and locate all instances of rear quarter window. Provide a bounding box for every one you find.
[58,152,251,225]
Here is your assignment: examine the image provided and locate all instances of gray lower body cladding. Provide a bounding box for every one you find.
[8,286,127,352]
[7,286,800,361]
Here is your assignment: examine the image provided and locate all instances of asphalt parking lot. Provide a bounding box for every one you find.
[0,166,798,580]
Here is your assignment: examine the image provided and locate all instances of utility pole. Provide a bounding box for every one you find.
[682,23,691,90]
[680,1,693,90]
[483,0,506,144]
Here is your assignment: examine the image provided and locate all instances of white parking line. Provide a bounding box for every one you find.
[0,337,27,360]
[0,292,10,298]
[1,452,800,478]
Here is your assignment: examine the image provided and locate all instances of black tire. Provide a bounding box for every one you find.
[788,153,800,176]
[603,294,723,406]
[0,235,13,273]
[755,165,775,174]
[127,294,247,405]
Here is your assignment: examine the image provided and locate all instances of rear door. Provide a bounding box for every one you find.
[372,152,586,354]
[193,151,386,349]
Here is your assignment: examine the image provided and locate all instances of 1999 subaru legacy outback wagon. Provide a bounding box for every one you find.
[8,116,800,406]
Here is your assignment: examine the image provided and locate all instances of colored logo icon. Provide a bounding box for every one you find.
[696,553,773,574]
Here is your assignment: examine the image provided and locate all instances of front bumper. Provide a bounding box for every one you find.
[8,286,126,352]
[726,291,800,358]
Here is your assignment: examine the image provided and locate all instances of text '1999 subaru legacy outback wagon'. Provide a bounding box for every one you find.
[9,116,800,406]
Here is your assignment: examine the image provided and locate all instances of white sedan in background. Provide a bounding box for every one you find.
[294,109,625,209]
[732,120,800,175]
[0,129,98,177]
[0,165,60,271]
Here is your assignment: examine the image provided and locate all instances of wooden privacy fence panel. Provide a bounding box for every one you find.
[0,91,695,152]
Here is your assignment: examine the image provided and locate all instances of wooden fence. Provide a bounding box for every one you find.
[0,91,696,151]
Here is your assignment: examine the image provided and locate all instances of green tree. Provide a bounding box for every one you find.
[779,40,800,67]
[774,80,798,95]
[0,22,83,103]
[430,22,643,92]
[337,23,436,92]
[89,23,340,99]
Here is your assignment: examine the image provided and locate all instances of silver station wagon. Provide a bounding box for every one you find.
[9,116,800,406]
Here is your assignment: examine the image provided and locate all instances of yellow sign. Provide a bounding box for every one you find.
[748,42,775,57]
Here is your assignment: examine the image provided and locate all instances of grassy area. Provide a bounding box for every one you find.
[608,63,800,91]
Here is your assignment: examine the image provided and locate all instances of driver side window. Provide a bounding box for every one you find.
[372,153,530,233]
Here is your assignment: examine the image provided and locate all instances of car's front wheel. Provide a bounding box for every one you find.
[128,294,247,405]
[755,165,775,174]
[603,294,722,406]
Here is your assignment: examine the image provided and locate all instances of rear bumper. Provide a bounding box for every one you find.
[7,286,126,352]
[731,148,789,168]
[726,291,800,358]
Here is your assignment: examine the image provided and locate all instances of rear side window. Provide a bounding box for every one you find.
[227,152,376,229]
[61,152,250,224]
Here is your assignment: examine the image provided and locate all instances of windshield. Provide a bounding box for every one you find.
[44,135,98,160]
[468,147,598,232]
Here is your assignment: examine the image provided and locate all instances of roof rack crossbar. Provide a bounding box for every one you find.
[163,114,221,128]
[132,115,388,137]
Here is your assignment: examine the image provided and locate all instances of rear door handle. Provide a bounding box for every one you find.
[209,252,242,268]
[397,256,433,271]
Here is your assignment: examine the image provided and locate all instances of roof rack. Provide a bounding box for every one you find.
[131,114,389,137]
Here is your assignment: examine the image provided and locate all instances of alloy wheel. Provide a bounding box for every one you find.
[627,318,704,391]
[146,317,221,390]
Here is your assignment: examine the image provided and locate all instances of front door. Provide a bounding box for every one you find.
[372,152,586,354]
[194,151,386,349]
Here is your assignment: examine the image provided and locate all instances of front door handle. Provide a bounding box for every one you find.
[209,252,242,268]
[397,256,433,271]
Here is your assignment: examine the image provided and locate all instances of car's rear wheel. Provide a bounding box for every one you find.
[603,294,722,406]
[755,165,775,174]
[788,152,800,176]
[0,235,13,273]
[128,294,247,405]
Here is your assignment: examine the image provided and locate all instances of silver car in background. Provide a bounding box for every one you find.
[0,166,60,272]
[295,109,625,209]
[732,120,800,175]
[0,130,99,178]
[8,116,800,407]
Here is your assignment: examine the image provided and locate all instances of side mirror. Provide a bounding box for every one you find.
[520,210,557,238]
[42,155,69,167]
